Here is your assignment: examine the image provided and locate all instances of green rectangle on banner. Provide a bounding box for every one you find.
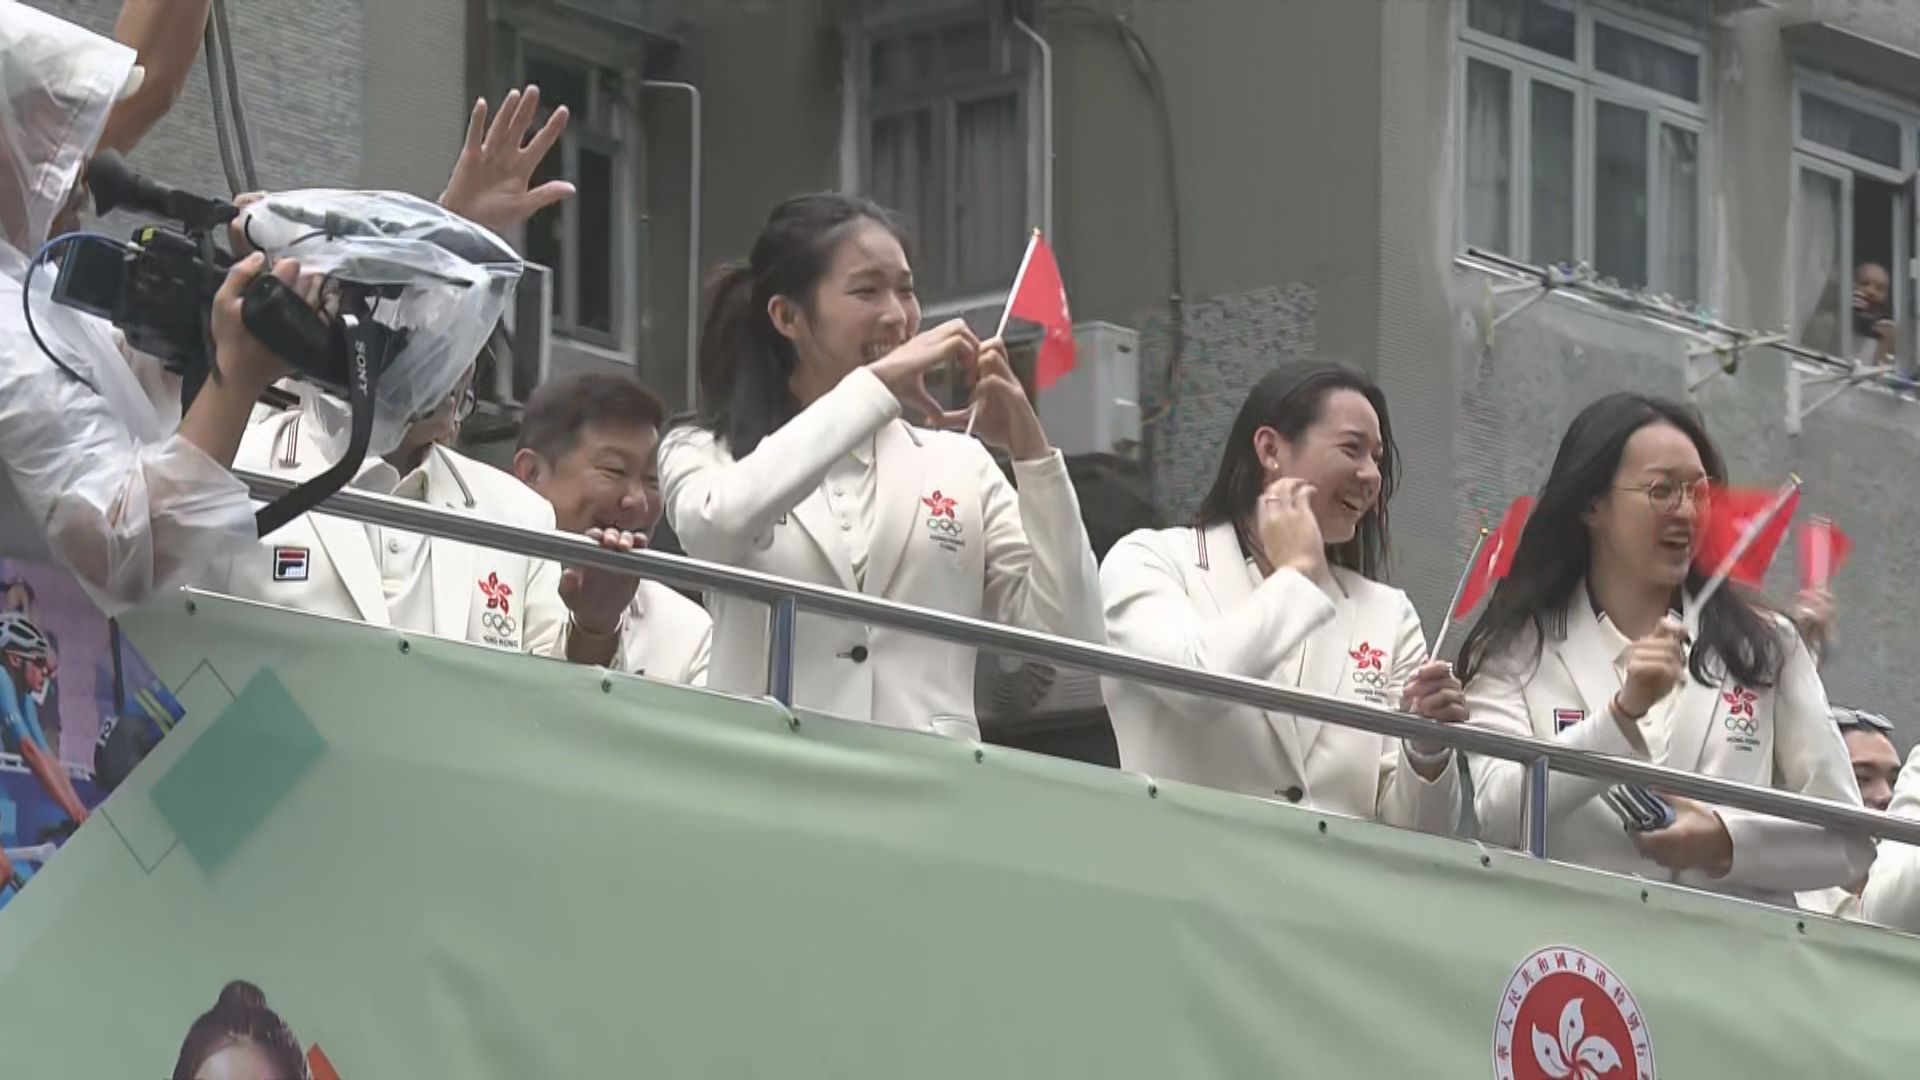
[148,668,325,875]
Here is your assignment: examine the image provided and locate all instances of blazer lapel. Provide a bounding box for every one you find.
[1662,590,1724,771]
[788,489,859,593]
[1295,572,1356,761]
[1653,675,1723,771]
[863,422,927,597]
[1551,584,1627,729]
[309,513,390,627]
[426,450,476,640]
[1193,523,1310,777]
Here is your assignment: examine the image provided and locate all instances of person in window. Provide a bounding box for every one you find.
[659,193,1103,737]
[1852,261,1897,367]
[512,372,711,686]
[1457,393,1872,907]
[1099,362,1462,831]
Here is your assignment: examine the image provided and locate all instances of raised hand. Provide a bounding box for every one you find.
[869,319,980,424]
[440,86,575,239]
[938,337,1048,461]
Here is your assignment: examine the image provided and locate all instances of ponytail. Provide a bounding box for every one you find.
[698,259,798,458]
[692,192,907,458]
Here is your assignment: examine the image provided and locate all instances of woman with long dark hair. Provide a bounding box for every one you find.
[172,980,307,1080]
[1100,361,1463,830]
[1457,393,1872,904]
[659,193,1101,736]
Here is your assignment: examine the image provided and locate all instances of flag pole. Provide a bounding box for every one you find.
[1429,527,1489,663]
[967,229,1042,438]
[1686,476,1802,638]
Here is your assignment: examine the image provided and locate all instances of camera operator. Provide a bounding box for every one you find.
[0,2,321,615]
[196,86,642,667]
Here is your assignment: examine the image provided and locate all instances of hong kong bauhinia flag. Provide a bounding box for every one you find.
[1695,483,1800,588]
[1000,230,1076,392]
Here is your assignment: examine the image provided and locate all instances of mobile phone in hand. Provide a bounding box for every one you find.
[1604,784,1677,833]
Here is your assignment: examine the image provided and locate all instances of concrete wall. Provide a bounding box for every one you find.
[643,0,845,412]
[1048,0,1385,516]
[1373,0,1468,639]
[30,0,373,201]
[359,0,467,199]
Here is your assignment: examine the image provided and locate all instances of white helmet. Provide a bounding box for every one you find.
[0,610,50,660]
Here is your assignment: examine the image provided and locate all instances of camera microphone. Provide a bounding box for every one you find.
[86,151,237,230]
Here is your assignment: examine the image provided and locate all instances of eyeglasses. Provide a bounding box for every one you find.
[1617,477,1710,515]
[1834,707,1896,734]
[455,388,477,422]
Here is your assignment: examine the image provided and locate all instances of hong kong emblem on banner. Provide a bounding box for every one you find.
[1493,946,1653,1080]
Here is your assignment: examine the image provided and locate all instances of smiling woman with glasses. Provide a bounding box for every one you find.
[1455,392,1872,909]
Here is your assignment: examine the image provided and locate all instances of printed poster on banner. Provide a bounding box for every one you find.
[0,557,183,912]
[168,980,345,1080]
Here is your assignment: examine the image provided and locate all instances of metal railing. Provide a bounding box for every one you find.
[236,469,1920,859]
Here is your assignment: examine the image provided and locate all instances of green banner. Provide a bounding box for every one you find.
[0,591,1915,1077]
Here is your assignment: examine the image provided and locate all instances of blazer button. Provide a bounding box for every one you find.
[1281,786,1304,804]
[848,645,869,663]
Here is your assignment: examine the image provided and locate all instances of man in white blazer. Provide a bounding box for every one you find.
[197,378,625,665]
[193,82,641,663]
[1801,709,1920,930]
[1467,587,1874,908]
[512,373,710,686]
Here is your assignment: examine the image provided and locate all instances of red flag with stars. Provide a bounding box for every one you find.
[1002,232,1077,392]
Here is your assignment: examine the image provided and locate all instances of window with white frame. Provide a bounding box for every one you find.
[516,48,634,350]
[852,1,1036,303]
[1459,0,1706,301]
[1792,79,1916,373]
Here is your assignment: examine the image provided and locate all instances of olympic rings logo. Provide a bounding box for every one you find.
[482,611,518,636]
[926,517,964,537]
[1724,715,1759,736]
[1351,671,1392,690]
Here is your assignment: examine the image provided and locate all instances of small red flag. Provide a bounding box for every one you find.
[1453,496,1533,619]
[308,1045,343,1080]
[1797,516,1853,590]
[1694,484,1799,588]
[1004,233,1076,392]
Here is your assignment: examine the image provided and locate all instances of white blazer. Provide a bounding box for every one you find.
[616,581,712,687]
[1100,521,1459,833]
[197,403,568,658]
[1803,745,1920,931]
[658,367,1104,738]
[1464,583,1874,906]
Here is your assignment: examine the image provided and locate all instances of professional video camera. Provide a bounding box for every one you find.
[50,152,335,401]
[33,153,522,534]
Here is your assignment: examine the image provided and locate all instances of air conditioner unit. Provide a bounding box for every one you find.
[1035,321,1141,460]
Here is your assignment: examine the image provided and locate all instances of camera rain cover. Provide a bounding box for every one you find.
[238,190,522,457]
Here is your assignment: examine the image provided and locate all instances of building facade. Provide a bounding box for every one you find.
[33,0,1920,747]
